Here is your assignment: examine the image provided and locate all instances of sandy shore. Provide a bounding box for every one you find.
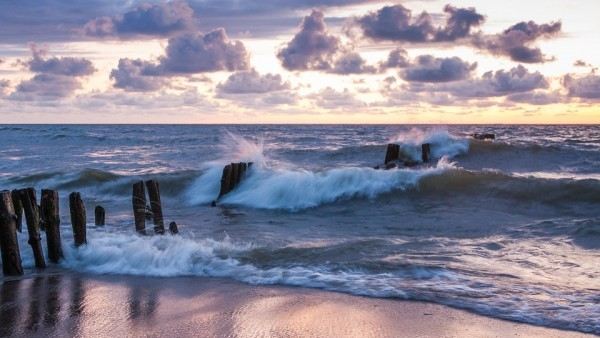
[0,273,594,338]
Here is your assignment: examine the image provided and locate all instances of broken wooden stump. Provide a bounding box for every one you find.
[472,133,495,140]
[18,188,45,269]
[41,189,63,263]
[94,206,105,226]
[11,189,23,233]
[218,162,252,199]
[132,181,146,234]
[145,180,165,235]
[69,192,87,247]
[169,221,179,235]
[0,190,24,276]
[384,144,400,164]
[422,143,431,163]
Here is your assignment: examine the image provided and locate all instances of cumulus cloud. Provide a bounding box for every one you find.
[472,21,561,63]
[507,91,564,105]
[331,52,377,74]
[9,47,95,100]
[277,10,341,71]
[110,58,166,92]
[355,4,483,43]
[27,46,95,76]
[217,69,289,94]
[309,87,366,109]
[379,48,410,70]
[110,28,249,91]
[84,1,195,38]
[563,74,600,99]
[0,79,9,96]
[402,55,476,82]
[159,29,249,74]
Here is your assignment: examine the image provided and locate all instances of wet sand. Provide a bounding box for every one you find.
[0,273,594,338]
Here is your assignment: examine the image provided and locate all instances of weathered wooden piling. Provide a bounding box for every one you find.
[41,189,63,263]
[69,192,87,247]
[422,143,431,163]
[168,221,179,235]
[384,144,400,164]
[132,181,146,234]
[218,162,252,199]
[472,133,495,140]
[145,180,164,235]
[0,191,24,276]
[19,188,46,269]
[94,206,105,226]
[11,189,23,233]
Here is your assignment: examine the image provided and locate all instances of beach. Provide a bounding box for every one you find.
[0,273,595,338]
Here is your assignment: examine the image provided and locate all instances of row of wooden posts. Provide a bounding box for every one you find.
[0,180,177,277]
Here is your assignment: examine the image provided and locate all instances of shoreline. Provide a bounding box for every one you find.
[0,273,595,337]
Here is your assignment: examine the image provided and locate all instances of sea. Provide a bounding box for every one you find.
[0,124,599,334]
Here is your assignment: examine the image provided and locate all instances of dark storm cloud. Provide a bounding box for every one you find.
[402,55,476,83]
[27,46,95,76]
[355,4,484,43]
[216,69,289,94]
[331,53,377,74]
[8,47,95,100]
[277,10,341,71]
[110,28,249,91]
[84,1,195,38]
[472,21,562,63]
[563,74,600,99]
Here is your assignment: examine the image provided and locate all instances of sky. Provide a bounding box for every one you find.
[0,0,599,124]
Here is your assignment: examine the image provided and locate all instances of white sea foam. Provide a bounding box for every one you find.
[390,128,469,160]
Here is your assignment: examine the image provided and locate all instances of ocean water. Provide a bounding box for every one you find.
[1,125,599,334]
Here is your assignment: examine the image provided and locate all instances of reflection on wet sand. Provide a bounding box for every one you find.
[128,285,158,321]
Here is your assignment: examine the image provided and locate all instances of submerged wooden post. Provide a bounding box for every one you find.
[11,189,23,233]
[69,192,87,247]
[384,144,400,164]
[422,143,431,163]
[41,189,63,263]
[132,181,146,234]
[0,190,24,276]
[168,221,179,235]
[94,206,105,226]
[19,188,45,269]
[145,180,164,235]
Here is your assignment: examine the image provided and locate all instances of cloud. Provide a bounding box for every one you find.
[574,60,592,68]
[9,47,95,100]
[159,29,249,74]
[507,91,564,105]
[84,1,195,38]
[309,87,366,109]
[27,46,95,76]
[355,4,483,43]
[277,10,341,71]
[402,55,476,82]
[110,28,249,91]
[217,69,289,94]
[379,48,410,70]
[472,21,561,63]
[563,74,600,99]
[331,52,377,74]
[110,58,166,92]
[0,79,9,96]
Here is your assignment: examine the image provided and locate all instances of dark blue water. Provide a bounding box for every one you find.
[1,125,599,334]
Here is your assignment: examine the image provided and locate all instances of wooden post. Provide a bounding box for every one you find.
[94,206,105,226]
[145,180,164,235]
[218,164,233,198]
[19,188,45,269]
[41,189,63,263]
[168,221,179,235]
[384,144,400,164]
[422,143,431,163]
[69,192,87,247]
[10,190,23,233]
[0,191,23,276]
[132,181,146,234]
[217,162,252,199]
